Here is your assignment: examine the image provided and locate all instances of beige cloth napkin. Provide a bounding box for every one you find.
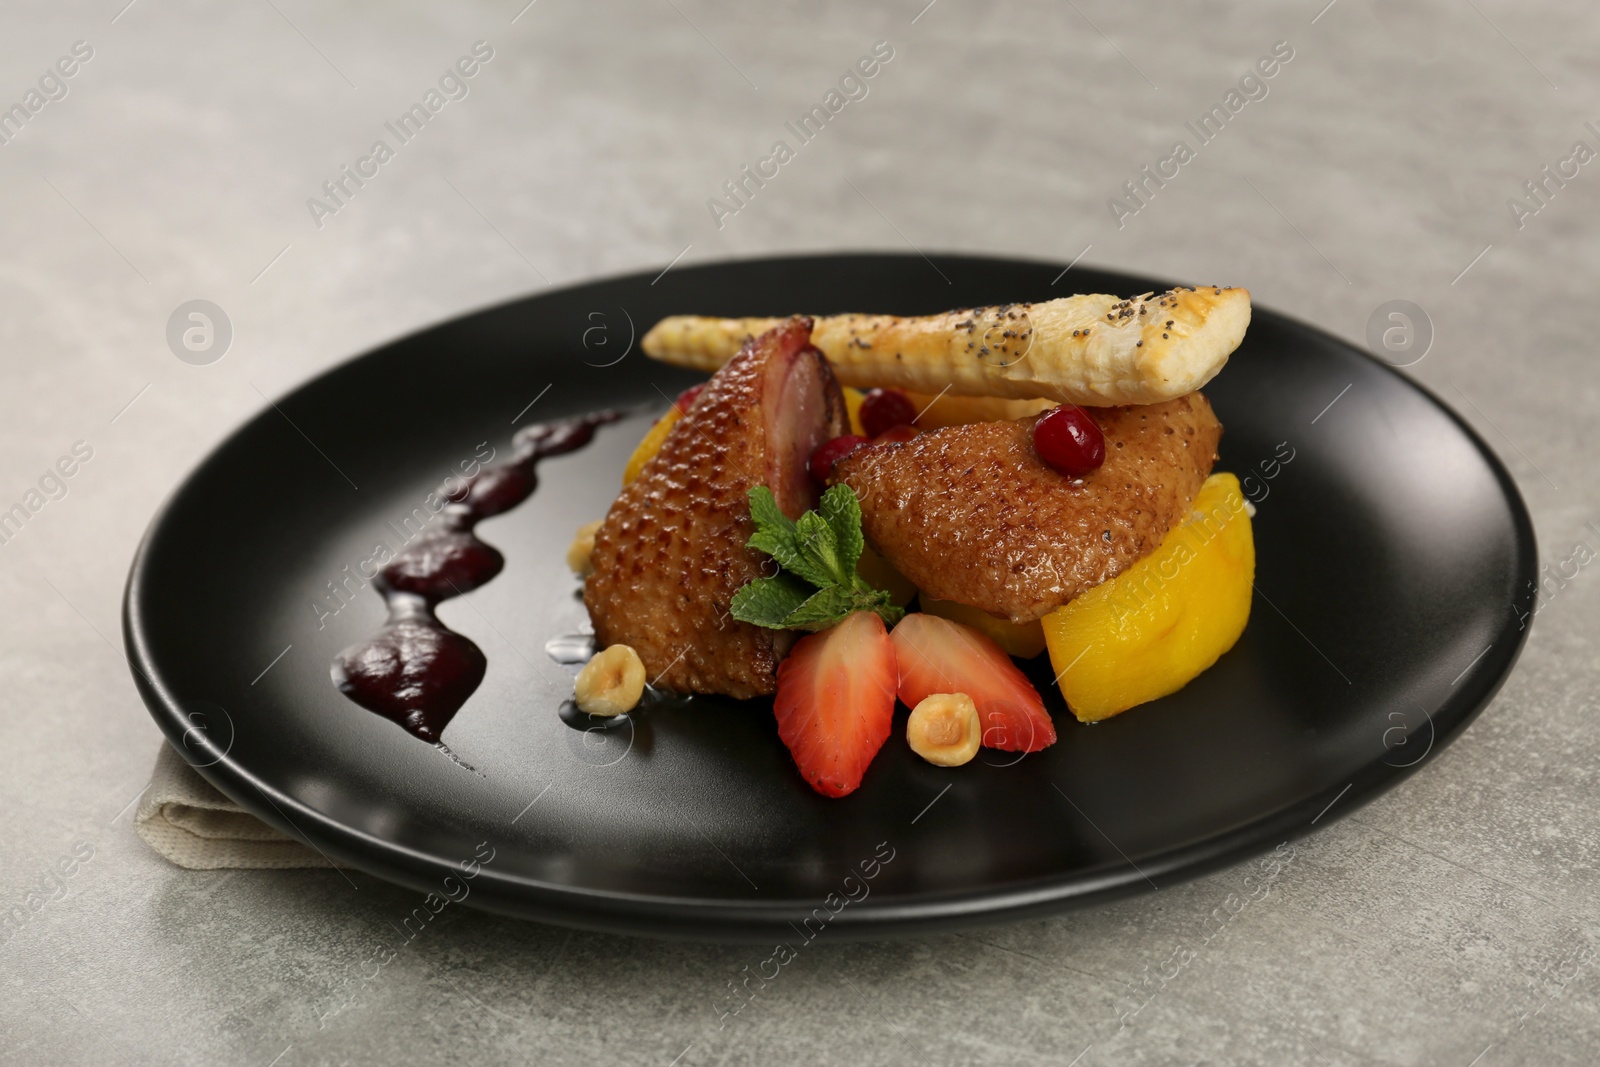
[135,744,331,869]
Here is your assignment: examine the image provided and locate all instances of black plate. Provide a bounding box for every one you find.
[123,253,1535,941]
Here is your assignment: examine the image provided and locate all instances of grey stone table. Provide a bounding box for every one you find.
[2,1,1596,1064]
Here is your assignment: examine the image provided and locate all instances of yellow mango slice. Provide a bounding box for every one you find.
[847,386,1052,434]
[843,387,868,436]
[907,392,1055,430]
[1042,472,1253,722]
[921,596,1047,659]
[622,408,684,486]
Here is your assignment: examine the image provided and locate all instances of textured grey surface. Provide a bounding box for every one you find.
[1,0,1597,1064]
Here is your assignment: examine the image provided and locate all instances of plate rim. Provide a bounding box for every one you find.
[122,250,1539,940]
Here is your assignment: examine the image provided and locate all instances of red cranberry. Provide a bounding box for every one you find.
[809,434,869,482]
[674,384,705,414]
[859,388,919,439]
[871,424,920,445]
[1033,405,1106,477]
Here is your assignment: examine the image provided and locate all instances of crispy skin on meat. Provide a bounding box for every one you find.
[584,318,848,699]
[835,394,1222,624]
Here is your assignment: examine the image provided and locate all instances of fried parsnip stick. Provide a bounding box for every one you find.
[641,287,1250,406]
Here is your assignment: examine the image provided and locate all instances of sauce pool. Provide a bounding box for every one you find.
[331,411,623,742]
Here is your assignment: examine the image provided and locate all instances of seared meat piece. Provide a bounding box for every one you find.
[836,394,1222,624]
[584,318,848,699]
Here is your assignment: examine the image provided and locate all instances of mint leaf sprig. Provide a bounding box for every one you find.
[730,484,905,631]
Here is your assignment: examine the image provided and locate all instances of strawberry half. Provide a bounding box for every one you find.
[773,611,897,797]
[890,613,1056,753]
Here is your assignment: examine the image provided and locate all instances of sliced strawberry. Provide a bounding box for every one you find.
[890,613,1056,752]
[773,611,897,797]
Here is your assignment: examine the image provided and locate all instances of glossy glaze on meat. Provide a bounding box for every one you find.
[584,318,847,698]
[836,394,1222,623]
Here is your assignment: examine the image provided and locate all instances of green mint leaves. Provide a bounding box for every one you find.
[731,484,905,631]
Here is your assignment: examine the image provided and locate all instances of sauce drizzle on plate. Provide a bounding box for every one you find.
[330,411,622,742]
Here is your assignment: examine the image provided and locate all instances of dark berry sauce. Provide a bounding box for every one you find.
[331,411,622,742]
